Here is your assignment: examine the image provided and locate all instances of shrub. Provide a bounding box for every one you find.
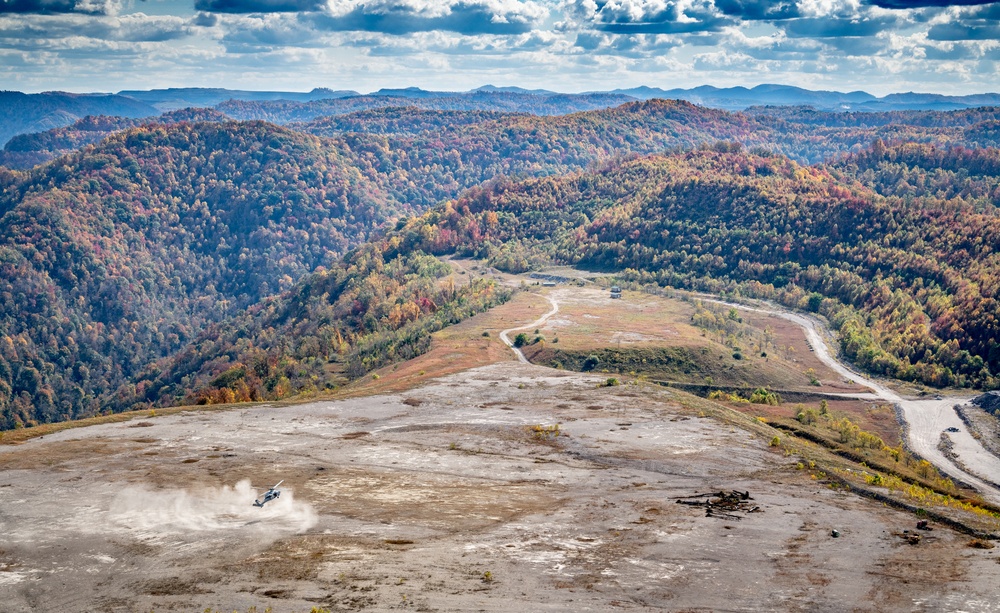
[796,408,819,425]
[582,355,600,371]
[513,333,529,347]
[709,389,749,403]
[530,424,560,439]
[865,472,886,487]
[750,387,781,405]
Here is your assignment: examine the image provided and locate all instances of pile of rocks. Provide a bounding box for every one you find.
[972,391,1000,415]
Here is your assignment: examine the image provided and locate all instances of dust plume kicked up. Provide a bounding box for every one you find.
[109,479,317,534]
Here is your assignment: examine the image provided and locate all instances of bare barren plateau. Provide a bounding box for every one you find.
[3,283,1000,612]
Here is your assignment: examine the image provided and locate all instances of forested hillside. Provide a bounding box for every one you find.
[832,140,1000,204]
[0,121,397,428]
[747,105,1000,128]
[0,109,229,170]
[0,91,157,147]
[750,107,1000,162]
[0,101,765,428]
[112,245,509,410]
[217,91,636,123]
[7,98,1000,429]
[293,108,513,136]
[393,144,1000,389]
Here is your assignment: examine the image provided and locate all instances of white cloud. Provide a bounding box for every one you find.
[797,0,860,19]
[0,13,193,43]
[2,0,1000,94]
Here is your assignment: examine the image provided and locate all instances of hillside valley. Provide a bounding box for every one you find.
[397,145,1000,389]
[6,104,1000,434]
[2,281,1000,612]
[6,132,1000,609]
[12,0,1000,601]
[0,99,777,428]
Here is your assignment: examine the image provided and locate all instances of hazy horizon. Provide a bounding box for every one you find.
[11,81,1000,97]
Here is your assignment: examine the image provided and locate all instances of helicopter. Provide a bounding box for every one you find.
[252,480,283,507]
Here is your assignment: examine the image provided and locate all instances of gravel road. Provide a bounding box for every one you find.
[712,298,1000,503]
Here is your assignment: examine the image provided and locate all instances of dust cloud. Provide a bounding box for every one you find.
[109,479,317,534]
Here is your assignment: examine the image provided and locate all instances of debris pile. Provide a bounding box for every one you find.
[896,531,922,545]
[972,391,1000,415]
[895,522,936,546]
[676,490,762,520]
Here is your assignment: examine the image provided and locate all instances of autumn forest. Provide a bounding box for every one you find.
[4,95,1000,429]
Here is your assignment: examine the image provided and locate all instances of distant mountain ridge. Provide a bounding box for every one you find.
[0,108,229,169]
[215,91,637,123]
[0,91,157,149]
[5,84,1000,150]
[118,87,359,111]
[8,99,1000,171]
[608,84,1000,111]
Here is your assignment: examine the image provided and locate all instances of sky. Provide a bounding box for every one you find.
[3,0,1000,95]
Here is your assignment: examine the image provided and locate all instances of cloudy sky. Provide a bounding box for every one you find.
[3,0,1000,94]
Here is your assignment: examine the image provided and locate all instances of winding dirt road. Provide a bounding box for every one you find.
[500,295,559,363]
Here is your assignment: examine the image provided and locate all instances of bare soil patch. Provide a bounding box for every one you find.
[958,403,1000,460]
[2,363,998,612]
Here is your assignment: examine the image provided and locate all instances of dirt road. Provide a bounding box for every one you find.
[712,298,1000,503]
[500,294,558,363]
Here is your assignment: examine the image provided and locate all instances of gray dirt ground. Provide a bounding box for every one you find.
[2,363,1000,612]
[959,403,1000,462]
